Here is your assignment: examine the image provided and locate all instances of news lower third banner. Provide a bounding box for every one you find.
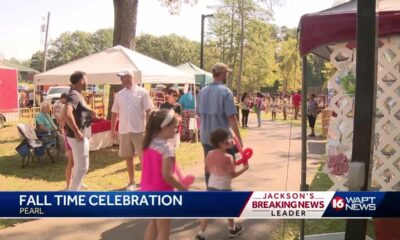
[0,191,399,218]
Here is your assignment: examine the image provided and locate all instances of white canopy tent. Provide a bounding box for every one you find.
[33,45,195,86]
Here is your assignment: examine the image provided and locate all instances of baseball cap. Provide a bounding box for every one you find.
[211,63,232,74]
[117,70,134,77]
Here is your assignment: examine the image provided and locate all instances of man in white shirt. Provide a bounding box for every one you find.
[111,70,153,191]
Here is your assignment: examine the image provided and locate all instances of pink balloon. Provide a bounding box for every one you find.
[175,166,195,188]
[182,175,195,188]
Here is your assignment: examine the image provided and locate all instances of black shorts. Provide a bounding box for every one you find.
[308,115,316,128]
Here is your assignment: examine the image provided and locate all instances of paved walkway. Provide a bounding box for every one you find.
[0,115,322,240]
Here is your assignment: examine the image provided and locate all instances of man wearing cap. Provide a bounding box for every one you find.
[196,63,245,239]
[111,70,153,191]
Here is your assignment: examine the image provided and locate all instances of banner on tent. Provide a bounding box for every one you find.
[0,191,398,218]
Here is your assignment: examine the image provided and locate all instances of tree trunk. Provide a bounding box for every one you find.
[107,0,139,119]
[227,0,235,89]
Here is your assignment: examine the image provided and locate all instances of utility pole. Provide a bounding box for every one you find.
[43,12,50,72]
[200,14,214,70]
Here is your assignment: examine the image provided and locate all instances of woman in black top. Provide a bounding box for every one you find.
[160,88,182,115]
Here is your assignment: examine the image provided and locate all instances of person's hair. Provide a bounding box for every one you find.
[272,96,276,101]
[70,71,86,85]
[310,93,316,98]
[297,90,301,94]
[60,93,68,99]
[241,92,248,102]
[167,88,178,96]
[209,128,230,148]
[257,92,263,98]
[143,109,178,149]
[40,101,51,112]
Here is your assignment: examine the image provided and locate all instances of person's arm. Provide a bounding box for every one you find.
[231,163,249,178]
[63,104,83,141]
[145,109,151,123]
[162,157,187,191]
[142,90,154,124]
[225,92,242,145]
[111,112,119,140]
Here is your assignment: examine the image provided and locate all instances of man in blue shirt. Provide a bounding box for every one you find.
[196,63,244,239]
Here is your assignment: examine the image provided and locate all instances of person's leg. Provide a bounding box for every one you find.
[244,110,249,127]
[256,110,261,127]
[126,156,135,185]
[119,134,136,188]
[308,116,316,137]
[144,219,157,240]
[65,150,73,189]
[68,137,90,191]
[156,219,171,240]
[283,109,287,120]
[294,106,297,119]
[132,132,144,170]
[241,110,245,127]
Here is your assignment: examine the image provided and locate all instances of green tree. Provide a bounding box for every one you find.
[135,34,199,66]
[29,28,114,72]
[30,51,45,72]
[206,0,280,94]
[274,26,302,93]
[48,31,95,69]
[92,28,113,52]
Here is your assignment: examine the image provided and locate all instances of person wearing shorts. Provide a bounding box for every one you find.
[111,70,153,191]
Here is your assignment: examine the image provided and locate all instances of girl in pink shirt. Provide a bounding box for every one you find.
[196,128,249,240]
[141,109,187,240]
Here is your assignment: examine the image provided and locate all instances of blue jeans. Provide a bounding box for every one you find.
[202,144,236,188]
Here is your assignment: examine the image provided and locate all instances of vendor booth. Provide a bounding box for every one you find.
[299,0,400,192]
[299,0,400,238]
[34,45,195,150]
[176,62,213,87]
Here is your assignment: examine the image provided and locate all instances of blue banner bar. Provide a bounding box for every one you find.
[0,191,252,218]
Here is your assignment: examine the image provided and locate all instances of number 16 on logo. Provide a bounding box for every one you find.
[331,196,345,211]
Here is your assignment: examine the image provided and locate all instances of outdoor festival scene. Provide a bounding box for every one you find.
[0,0,399,239]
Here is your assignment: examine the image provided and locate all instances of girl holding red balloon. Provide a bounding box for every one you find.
[141,109,189,240]
[196,128,249,240]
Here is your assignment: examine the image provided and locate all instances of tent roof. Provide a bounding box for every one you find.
[299,0,400,59]
[3,60,39,73]
[34,45,194,85]
[176,62,212,76]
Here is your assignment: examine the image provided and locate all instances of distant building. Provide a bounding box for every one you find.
[2,60,39,82]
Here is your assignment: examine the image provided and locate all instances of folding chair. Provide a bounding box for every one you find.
[16,124,46,167]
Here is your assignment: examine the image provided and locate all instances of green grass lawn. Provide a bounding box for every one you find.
[0,125,203,228]
[271,163,376,240]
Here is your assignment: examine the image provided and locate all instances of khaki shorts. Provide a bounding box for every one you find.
[119,133,144,158]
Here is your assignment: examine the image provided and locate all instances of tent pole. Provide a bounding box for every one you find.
[345,0,377,239]
[299,55,308,240]
[193,83,198,143]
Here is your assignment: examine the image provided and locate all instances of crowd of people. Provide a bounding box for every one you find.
[34,63,322,240]
[238,90,304,128]
[18,89,35,108]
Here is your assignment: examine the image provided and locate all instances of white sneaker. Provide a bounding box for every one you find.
[126,183,136,191]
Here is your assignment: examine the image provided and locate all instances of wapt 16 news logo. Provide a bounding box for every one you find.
[331,196,376,211]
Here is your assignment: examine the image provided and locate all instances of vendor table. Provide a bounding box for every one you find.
[90,119,113,151]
